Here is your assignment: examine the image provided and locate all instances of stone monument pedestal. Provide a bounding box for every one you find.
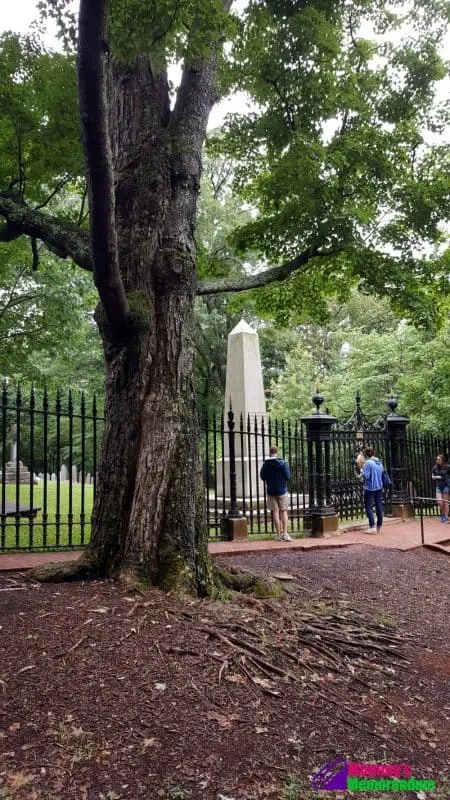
[216,456,265,500]
[391,502,415,520]
[309,513,339,537]
[220,516,248,542]
[4,461,31,484]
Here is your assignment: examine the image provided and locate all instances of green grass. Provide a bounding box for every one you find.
[1,482,365,552]
[1,483,94,550]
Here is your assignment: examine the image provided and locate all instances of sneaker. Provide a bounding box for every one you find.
[363,527,377,535]
[440,515,448,523]
[281,533,293,542]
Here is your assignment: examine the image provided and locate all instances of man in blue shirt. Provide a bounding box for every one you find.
[361,446,385,534]
[260,445,292,541]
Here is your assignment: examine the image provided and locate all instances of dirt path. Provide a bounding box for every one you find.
[0,546,448,799]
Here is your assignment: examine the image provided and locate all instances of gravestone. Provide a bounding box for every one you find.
[4,424,31,484]
[217,320,267,499]
[72,465,78,483]
[60,464,69,482]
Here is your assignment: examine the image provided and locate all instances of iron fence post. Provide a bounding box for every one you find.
[220,406,247,542]
[227,407,240,518]
[301,392,338,537]
[386,396,414,519]
[419,498,425,545]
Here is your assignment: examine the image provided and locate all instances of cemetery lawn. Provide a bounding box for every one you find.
[0,546,448,799]
[1,483,94,549]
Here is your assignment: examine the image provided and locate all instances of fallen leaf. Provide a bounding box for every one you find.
[6,771,36,791]
[154,682,166,691]
[89,607,110,614]
[255,726,268,734]
[9,722,21,732]
[16,665,35,675]
[141,737,158,751]
[207,711,240,729]
[225,674,248,685]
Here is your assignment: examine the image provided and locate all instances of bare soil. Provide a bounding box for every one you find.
[0,545,449,800]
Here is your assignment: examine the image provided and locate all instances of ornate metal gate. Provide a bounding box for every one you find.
[329,394,391,521]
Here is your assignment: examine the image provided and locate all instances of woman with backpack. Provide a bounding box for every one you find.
[361,446,389,534]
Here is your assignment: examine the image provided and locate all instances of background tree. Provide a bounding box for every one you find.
[0,238,102,391]
[269,293,450,435]
[0,1,449,592]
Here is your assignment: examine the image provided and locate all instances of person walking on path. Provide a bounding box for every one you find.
[260,445,292,541]
[431,454,449,523]
[361,446,385,534]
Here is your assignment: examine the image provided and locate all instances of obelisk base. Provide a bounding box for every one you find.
[220,517,248,542]
[310,513,339,537]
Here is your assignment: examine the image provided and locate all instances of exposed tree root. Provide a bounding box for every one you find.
[213,565,284,598]
[191,595,413,706]
[28,553,100,583]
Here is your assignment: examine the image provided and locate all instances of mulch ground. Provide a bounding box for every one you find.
[0,545,449,800]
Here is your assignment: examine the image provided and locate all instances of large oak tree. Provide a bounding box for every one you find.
[0,0,449,592]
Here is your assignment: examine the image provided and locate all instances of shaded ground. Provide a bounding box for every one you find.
[0,546,449,800]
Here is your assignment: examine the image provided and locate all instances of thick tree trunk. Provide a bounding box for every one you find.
[90,281,209,593]
[85,56,211,593]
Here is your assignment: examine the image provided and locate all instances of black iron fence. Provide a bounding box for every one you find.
[1,383,449,551]
[202,410,309,538]
[0,384,103,551]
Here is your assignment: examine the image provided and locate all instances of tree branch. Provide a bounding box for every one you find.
[196,247,321,295]
[0,292,40,322]
[77,0,128,326]
[0,193,92,271]
[171,0,233,144]
[31,236,40,270]
[262,75,296,132]
[0,266,29,321]
[34,176,72,211]
[77,184,88,226]
[0,221,21,243]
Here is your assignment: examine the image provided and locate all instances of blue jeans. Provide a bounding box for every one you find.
[364,489,383,529]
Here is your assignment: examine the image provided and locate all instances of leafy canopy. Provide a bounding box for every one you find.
[269,292,450,435]
[0,237,101,390]
[214,0,450,325]
[0,32,82,202]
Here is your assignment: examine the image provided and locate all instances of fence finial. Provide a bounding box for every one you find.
[387,395,398,414]
[312,390,324,414]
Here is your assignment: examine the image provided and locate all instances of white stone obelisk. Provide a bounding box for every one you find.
[217,320,267,497]
[224,319,266,433]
